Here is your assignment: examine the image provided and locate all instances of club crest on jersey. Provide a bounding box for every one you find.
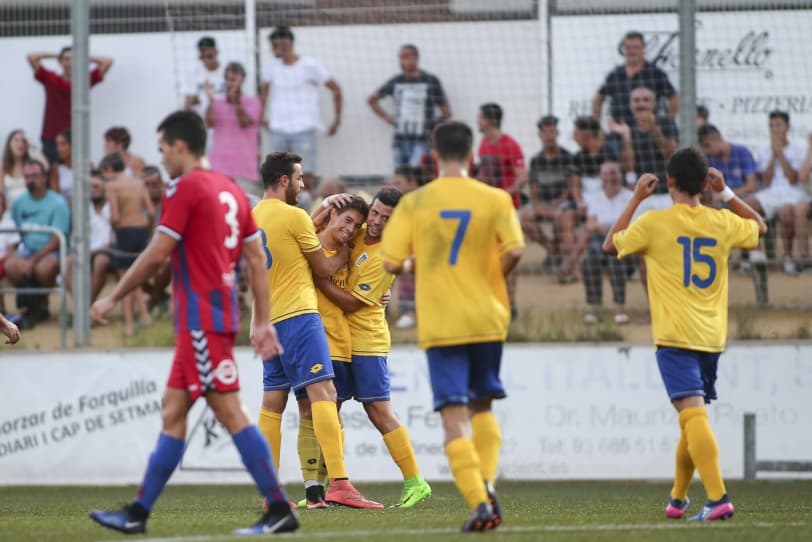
[355,252,368,267]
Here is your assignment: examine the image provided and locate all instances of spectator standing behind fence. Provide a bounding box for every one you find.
[182,36,226,117]
[206,62,262,197]
[391,165,421,329]
[569,116,619,213]
[100,153,154,336]
[27,47,113,165]
[104,127,146,178]
[521,115,577,280]
[592,31,678,125]
[368,44,451,168]
[49,129,74,207]
[747,111,809,275]
[3,130,44,206]
[4,159,70,329]
[567,162,634,325]
[0,192,21,318]
[260,26,342,208]
[477,103,526,319]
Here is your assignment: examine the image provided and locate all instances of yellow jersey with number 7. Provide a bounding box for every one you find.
[613,204,759,352]
[381,177,524,349]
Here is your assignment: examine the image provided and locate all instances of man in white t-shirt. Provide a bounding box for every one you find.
[182,36,226,117]
[259,26,342,208]
[748,110,810,275]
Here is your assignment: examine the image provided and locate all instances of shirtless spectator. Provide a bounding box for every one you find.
[104,127,146,177]
[100,153,154,335]
[569,116,619,212]
[27,47,113,164]
[140,166,171,312]
[521,115,576,280]
[591,31,677,125]
[748,111,809,275]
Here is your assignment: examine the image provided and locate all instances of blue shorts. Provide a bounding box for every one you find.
[656,347,720,404]
[334,355,391,404]
[426,342,506,411]
[263,313,334,397]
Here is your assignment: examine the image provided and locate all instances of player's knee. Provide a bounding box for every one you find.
[363,401,399,433]
[306,380,337,403]
[261,390,288,413]
[297,399,313,420]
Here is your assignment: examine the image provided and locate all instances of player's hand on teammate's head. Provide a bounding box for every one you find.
[1,317,20,344]
[633,173,658,201]
[251,323,284,360]
[89,296,116,325]
[706,167,726,193]
[325,193,354,209]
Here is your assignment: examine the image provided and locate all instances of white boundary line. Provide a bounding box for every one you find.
[105,521,808,542]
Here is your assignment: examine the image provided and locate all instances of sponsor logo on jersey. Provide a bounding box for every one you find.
[359,283,372,292]
[355,252,368,267]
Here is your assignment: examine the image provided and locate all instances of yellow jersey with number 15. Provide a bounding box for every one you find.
[252,198,322,324]
[381,177,524,350]
[315,246,352,362]
[613,204,759,352]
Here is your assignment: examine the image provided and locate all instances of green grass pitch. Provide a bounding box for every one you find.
[1,481,810,541]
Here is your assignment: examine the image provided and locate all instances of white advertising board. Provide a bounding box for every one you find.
[1,344,809,485]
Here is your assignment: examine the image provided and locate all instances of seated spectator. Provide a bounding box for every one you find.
[569,116,618,211]
[104,126,145,177]
[3,129,44,206]
[205,62,262,198]
[4,159,70,328]
[391,165,422,328]
[0,192,21,317]
[49,128,74,206]
[101,152,154,335]
[698,124,758,199]
[610,85,678,216]
[747,110,809,275]
[140,166,171,312]
[521,115,577,280]
[574,162,635,325]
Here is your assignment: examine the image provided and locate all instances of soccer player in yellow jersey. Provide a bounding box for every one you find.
[316,187,432,509]
[603,147,767,522]
[252,151,383,509]
[380,121,525,532]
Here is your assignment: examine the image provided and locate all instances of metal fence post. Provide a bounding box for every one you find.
[678,0,697,147]
[743,413,757,481]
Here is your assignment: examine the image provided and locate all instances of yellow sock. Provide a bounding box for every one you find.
[258,409,282,472]
[671,430,695,501]
[297,418,321,483]
[311,401,347,479]
[445,437,488,509]
[471,412,501,485]
[383,426,420,479]
[681,407,726,501]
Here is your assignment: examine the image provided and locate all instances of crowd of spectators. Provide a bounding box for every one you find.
[1,27,810,332]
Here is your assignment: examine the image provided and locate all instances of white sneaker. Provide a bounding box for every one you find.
[783,257,799,276]
[749,249,767,264]
[583,313,599,325]
[395,313,416,329]
[614,313,630,325]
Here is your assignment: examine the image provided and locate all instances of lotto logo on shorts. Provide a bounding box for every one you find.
[309,363,324,374]
[214,360,238,385]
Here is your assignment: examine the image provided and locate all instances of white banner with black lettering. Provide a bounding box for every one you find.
[0,344,809,485]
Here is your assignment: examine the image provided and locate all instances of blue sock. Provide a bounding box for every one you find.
[135,433,185,511]
[233,425,287,503]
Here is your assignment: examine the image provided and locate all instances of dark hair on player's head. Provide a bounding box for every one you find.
[479,103,503,127]
[197,36,216,50]
[58,46,72,60]
[371,186,402,209]
[225,61,246,78]
[432,121,473,163]
[574,115,601,136]
[696,104,709,120]
[334,194,369,220]
[270,26,295,42]
[624,31,645,45]
[400,43,419,57]
[157,110,207,156]
[104,126,131,149]
[99,152,126,173]
[260,151,302,189]
[537,115,558,130]
[697,124,721,143]
[769,110,789,125]
[667,147,708,196]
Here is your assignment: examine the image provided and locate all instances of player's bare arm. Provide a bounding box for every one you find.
[501,247,525,275]
[707,167,768,236]
[244,237,284,359]
[602,172,657,255]
[313,275,364,313]
[0,314,21,345]
[90,232,177,324]
[304,244,348,278]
